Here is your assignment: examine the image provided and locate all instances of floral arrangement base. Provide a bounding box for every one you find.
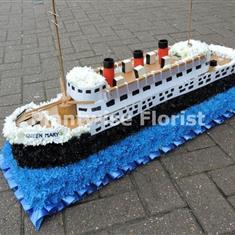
[1,86,235,230]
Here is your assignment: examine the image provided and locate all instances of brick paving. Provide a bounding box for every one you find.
[0,0,235,234]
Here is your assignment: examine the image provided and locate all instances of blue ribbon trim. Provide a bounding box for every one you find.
[0,105,235,230]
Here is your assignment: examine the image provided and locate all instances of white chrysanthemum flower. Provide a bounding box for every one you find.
[66,66,106,88]
[169,40,211,59]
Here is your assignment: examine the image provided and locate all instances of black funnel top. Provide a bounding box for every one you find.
[133,50,143,58]
[103,58,114,68]
[158,39,168,49]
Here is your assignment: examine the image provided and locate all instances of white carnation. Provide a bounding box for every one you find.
[66,66,106,88]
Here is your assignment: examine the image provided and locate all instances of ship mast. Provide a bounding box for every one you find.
[50,0,67,100]
[187,0,193,46]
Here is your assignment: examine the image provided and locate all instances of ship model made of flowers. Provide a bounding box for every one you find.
[1,0,235,230]
[2,0,235,168]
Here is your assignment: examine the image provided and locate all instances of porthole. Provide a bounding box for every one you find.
[187,68,192,74]
[155,81,162,86]
[196,65,202,70]
[198,81,203,85]
[132,89,139,96]
[143,85,151,91]
[92,106,101,112]
[120,94,128,101]
[133,110,138,115]
[78,108,87,112]
[167,93,173,98]
[166,77,172,82]
[176,72,183,78]
[106,99,115,107]
[96,127,101,132]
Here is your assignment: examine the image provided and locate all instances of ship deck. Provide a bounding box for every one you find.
[113,54,231,87]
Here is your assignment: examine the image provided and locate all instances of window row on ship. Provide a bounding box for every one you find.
[67,84,107,94]
[67,55,207,95]
[93,64,235,132]
[75,60,207,113]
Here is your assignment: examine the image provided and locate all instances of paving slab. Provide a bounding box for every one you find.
[0,119,4,146]
[227,116,235,128]
[23,74,46,84]
[162,146,233,179]
[177,174,235,234]
[228,196,235,209]
[111,209,203,235]
[0,105,20,119]
[208,124,235,161]
[209,165,235,196]
[0,191,21,235]
[0,94,22,107]
[132,161,185,214]
[0,172,9,192]
[23,82,45,103]
[4,49,22,64]
[24,212,64,235]
[0,77,22,96]
[185,133,215,152]
[99,176,134,198]
[65,192,145,234]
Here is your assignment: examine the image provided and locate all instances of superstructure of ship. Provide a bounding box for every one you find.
[2,0,235,168]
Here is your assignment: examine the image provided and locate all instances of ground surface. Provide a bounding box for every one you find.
[0,0,235,234]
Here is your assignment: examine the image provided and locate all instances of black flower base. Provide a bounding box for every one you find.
[12,74,235,169]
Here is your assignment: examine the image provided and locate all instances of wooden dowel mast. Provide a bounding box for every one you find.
[187,0,193,45]
[51,0,67,99]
